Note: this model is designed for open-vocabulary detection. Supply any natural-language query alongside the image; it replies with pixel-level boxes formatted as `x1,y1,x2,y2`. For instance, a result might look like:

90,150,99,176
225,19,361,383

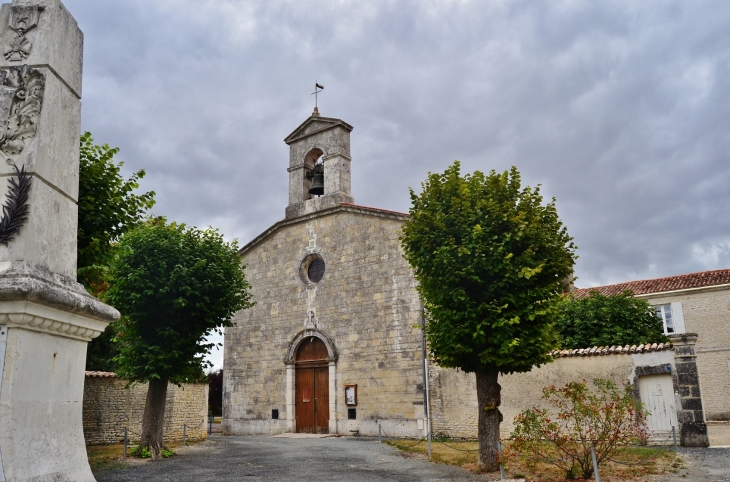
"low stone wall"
429,344,676,440
83,372,208,445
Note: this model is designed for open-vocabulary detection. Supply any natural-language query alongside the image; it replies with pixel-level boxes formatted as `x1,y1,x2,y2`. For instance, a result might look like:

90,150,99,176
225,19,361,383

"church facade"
222,111,428,437
222,111,723,446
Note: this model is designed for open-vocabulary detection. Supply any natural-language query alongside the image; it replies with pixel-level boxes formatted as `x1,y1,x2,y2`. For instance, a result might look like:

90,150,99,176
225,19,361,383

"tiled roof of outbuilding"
85,371,117,378
572,268,730,298
550,342,673,358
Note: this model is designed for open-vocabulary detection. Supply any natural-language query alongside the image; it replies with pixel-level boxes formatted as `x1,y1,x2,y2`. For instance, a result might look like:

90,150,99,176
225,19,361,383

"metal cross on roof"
311,82,324,108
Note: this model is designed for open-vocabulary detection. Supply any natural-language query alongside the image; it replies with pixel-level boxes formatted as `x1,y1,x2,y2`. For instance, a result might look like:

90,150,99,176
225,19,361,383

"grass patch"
87,438,206,475
87,444,127,475
385,438,683,481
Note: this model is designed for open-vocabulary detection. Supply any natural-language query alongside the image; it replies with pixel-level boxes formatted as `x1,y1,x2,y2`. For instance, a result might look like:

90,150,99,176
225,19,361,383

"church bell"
309,164,324,196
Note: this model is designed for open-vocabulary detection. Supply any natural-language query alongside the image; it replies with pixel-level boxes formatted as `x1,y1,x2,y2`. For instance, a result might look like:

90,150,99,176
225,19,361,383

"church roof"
339,203,407,217
572,268,730,298
239,203,408,256
284,115,354,144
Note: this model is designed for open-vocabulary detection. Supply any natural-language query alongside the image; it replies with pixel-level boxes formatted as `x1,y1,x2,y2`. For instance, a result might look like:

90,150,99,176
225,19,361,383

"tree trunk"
140,377,169,459
475,369,501,472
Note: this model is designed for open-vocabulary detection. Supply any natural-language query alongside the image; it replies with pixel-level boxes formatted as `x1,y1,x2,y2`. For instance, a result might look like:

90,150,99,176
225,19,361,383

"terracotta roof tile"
85,371,117,378
572,268,730,298
550,342,673,358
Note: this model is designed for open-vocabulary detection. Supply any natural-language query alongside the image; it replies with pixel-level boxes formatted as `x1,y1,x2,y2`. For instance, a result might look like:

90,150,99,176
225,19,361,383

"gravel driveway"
96,435,730,482
95,435,483,482
649,446,730,482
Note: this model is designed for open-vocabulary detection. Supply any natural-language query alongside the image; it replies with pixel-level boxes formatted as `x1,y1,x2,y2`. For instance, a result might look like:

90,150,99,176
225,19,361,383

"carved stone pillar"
670,333,710,447
0,1,119,481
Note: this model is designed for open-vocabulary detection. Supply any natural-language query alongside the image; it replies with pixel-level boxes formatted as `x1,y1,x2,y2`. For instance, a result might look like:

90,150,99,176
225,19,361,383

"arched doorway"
295,336,329,433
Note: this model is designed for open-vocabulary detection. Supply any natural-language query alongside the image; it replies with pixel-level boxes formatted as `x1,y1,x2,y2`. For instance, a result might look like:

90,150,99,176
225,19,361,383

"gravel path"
95,435,484,481
95,435,730,482
648,447,730,482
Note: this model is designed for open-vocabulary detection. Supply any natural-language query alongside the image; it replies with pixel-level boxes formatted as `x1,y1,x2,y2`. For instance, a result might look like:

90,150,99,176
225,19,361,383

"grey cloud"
64,0,730,289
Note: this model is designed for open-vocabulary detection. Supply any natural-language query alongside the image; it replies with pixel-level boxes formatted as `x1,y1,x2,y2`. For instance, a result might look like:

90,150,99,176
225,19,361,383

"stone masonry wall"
224,207,424,437
429,354,636,439
83,374,208,445
641,288,730,422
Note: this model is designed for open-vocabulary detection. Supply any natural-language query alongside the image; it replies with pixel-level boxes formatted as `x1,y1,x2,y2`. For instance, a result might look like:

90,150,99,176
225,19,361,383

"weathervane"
311,82,323,115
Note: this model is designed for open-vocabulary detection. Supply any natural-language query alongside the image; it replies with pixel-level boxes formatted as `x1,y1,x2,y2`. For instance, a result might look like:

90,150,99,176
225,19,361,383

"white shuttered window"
655,303,685,335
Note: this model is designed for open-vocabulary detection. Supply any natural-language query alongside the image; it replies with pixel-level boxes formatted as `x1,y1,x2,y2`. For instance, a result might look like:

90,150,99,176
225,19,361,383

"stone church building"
223,110,723,445
222,110,428,437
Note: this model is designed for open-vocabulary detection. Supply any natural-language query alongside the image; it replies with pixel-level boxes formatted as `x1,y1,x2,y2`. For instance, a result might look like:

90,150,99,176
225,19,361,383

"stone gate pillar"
0,1,119,481
670,333,710,447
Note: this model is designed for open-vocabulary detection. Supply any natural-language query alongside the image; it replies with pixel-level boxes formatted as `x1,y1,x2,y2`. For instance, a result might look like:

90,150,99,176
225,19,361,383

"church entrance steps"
270,432,337,439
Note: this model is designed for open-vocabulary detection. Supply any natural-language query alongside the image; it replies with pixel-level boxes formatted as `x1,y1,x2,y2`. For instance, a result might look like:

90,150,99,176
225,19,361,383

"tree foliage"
555,290,670,349
510,379,648,480
78,131,155,293
400,162,576,471
207,369,223,417
104,219,253,457
400,162,576,373
106,219,252,383
79,132,155,372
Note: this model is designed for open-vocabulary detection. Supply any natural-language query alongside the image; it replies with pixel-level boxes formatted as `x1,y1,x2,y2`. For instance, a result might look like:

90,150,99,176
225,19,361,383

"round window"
299,253,326,284
307,258,325,283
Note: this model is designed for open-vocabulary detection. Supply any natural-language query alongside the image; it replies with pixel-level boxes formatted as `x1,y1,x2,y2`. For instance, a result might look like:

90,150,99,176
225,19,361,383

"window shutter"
670,302,686,334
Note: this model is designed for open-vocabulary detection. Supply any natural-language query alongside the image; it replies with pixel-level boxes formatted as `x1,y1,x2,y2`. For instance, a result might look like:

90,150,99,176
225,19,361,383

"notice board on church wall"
345,384,357,406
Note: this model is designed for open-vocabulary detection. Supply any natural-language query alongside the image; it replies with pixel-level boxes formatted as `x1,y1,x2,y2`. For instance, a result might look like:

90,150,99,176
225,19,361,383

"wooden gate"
295,337,329,433
639,374,678,443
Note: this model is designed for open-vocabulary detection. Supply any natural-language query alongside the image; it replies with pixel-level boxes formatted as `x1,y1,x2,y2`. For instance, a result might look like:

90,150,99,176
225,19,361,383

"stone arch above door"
284,329,338,364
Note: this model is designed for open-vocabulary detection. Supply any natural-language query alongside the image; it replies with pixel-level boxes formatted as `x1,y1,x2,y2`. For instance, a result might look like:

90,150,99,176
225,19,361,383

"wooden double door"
295,337,330,433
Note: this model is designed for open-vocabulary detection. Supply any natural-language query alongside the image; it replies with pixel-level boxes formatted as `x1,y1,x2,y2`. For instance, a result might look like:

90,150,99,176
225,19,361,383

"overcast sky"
63,0,730,369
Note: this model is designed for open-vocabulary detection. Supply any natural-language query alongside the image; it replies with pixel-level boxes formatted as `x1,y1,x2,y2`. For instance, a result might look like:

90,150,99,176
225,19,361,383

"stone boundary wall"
429,344,675,440
83,372,208,445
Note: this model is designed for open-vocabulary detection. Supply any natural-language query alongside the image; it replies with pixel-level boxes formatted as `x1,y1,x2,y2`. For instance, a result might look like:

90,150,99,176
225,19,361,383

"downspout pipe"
420,300,431,437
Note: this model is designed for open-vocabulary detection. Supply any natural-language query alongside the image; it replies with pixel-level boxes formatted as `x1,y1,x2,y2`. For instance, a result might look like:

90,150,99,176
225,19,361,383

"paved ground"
648,446,730,482
96,435,484,482
96,435,730,482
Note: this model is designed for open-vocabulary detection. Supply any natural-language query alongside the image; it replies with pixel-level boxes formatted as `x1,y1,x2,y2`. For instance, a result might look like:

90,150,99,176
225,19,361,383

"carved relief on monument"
3,5,42,61
0,64,44,157
0,64,44,245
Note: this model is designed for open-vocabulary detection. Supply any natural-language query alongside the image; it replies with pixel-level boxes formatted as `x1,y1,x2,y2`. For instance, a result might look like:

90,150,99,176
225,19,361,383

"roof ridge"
550,342,672,357
85,371,117,377
572,268,730,298
339,203,408,216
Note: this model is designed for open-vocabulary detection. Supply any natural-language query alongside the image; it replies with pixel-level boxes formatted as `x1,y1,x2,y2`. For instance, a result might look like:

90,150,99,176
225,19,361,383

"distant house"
573,269,730,444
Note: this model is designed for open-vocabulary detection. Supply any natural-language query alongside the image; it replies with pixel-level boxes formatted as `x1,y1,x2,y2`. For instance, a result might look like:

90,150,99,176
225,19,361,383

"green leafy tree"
78,131,156,291
104,219,253,458
78,132,155,372
556,290,669,349
400,162,576,471
207,369,224,417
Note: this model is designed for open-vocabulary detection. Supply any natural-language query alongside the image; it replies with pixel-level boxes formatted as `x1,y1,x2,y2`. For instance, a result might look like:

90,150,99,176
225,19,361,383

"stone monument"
0,1,119,480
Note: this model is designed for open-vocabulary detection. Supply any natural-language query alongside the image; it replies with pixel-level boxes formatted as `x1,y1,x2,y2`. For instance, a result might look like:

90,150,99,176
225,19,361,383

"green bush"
555,290,669,349
131,445,174,459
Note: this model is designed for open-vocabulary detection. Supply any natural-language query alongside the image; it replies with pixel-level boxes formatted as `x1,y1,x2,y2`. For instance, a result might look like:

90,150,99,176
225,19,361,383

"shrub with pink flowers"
509,378,648,480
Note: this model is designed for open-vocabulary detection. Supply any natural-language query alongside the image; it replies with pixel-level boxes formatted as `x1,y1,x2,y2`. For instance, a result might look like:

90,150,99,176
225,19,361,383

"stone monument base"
0,263,117,482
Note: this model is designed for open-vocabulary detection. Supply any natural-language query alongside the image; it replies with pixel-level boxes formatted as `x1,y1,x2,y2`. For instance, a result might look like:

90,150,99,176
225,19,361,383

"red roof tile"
85,371,117,378
551,342,673,357
572,268,730,299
